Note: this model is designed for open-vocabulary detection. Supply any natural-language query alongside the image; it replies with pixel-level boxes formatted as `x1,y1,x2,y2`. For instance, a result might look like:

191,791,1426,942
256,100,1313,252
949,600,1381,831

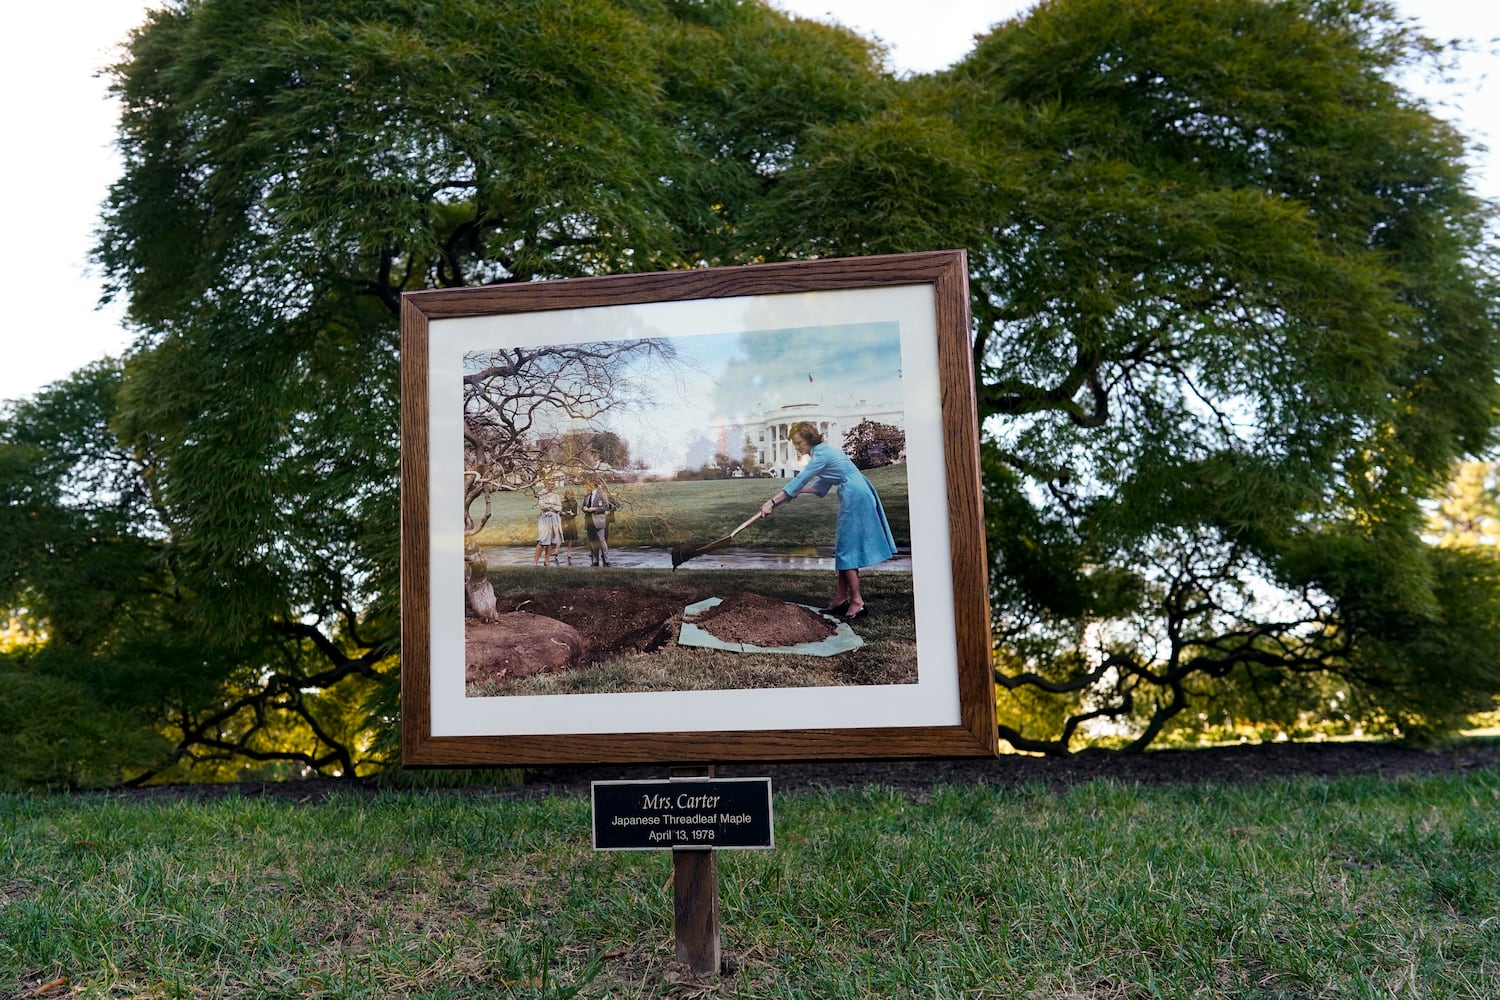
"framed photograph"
401,251,995,765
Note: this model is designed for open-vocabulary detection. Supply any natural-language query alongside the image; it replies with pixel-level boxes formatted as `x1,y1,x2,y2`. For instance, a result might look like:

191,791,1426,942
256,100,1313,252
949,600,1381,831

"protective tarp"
676,597,865,656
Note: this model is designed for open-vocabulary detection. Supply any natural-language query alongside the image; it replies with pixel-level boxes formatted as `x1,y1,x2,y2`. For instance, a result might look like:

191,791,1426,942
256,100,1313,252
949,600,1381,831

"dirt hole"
465,586,836,686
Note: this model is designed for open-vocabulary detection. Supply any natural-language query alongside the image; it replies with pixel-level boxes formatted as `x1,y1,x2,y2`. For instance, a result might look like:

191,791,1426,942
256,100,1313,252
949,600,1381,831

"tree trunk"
465,543,499,622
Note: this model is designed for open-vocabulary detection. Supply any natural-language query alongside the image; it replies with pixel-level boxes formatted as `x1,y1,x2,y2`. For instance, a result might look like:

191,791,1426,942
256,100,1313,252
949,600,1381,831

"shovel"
671,511,766,569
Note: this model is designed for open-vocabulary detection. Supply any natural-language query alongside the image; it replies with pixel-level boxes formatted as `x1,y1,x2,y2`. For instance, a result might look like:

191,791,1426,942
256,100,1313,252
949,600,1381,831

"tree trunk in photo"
465,542,499,622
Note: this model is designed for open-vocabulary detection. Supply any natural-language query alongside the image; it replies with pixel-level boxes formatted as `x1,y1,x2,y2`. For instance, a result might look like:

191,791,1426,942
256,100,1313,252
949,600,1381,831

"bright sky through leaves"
0,0,1493,404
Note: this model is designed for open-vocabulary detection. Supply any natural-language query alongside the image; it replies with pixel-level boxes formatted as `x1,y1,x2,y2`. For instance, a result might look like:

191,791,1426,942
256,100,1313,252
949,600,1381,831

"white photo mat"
426,284,959,737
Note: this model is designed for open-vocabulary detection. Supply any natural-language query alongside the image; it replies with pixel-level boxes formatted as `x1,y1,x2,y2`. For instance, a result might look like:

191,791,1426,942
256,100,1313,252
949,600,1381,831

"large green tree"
8,0,886,784
0,367,181,788
972,0,1500,749
2,0,1496,785
777,0,1500,750
0,365,385,787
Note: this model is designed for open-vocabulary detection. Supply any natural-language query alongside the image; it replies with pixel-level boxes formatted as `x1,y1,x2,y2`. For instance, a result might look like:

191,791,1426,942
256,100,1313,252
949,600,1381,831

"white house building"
752,396,906,478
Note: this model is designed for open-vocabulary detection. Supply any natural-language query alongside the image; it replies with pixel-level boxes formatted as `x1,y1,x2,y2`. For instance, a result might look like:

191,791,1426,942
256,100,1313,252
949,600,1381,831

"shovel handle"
728,510,766,537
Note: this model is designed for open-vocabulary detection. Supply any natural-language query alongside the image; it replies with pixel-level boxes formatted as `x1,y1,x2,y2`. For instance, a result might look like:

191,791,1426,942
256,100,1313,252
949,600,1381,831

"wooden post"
671,766,720,975
673,846,720,974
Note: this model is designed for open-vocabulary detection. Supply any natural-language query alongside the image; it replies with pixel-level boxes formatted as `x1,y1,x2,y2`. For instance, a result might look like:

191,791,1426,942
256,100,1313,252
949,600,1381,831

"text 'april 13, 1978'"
591,778,774,851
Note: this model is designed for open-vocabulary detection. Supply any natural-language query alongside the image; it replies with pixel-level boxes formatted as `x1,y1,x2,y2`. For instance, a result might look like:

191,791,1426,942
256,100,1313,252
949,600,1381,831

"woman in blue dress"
758,421,898,621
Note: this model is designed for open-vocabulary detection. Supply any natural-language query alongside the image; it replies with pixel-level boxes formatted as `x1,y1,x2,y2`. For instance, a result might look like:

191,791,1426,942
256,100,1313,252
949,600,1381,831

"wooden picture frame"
401,250,995,765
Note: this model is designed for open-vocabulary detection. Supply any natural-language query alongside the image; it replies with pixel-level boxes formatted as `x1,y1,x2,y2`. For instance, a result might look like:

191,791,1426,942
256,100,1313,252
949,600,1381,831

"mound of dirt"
466,612,586,685
466,587,842,688
691,592,837,647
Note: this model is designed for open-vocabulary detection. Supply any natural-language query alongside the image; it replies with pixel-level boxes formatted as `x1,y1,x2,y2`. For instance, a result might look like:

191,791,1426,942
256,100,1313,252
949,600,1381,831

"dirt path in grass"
99,740,1500,804
521,740,1500,796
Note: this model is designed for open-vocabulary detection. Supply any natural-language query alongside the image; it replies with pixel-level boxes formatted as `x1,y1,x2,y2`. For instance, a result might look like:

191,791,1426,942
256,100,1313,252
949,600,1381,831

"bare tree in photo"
461,340,674,617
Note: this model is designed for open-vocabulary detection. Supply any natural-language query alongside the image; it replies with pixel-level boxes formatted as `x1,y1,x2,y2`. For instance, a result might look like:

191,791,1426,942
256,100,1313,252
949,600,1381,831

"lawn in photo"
460,322,916,698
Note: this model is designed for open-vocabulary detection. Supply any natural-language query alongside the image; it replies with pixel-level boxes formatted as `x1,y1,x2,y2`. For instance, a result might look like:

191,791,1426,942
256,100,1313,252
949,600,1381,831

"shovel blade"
670,510,764,570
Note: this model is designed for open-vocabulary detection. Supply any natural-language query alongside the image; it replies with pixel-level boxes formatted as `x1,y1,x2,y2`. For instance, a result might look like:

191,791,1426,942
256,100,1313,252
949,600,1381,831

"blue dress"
782,443,899,571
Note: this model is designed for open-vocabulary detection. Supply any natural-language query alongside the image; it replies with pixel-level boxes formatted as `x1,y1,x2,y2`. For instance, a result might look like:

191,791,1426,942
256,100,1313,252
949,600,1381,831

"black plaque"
592,777,774,851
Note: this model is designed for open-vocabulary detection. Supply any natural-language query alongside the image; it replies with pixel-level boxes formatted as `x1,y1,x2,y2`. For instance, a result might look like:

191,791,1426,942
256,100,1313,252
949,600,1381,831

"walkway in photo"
483,545,913,572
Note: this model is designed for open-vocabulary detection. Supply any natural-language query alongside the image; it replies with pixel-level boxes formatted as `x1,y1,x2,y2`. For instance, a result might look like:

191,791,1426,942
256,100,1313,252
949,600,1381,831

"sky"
1,0,1496,405
669,321,905,471
463,322,906,473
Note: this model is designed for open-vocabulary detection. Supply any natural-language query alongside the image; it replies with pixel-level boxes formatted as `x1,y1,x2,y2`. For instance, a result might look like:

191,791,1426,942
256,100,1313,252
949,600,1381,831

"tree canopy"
2,0,1497,785
959,0,1500,749
842,419,907,470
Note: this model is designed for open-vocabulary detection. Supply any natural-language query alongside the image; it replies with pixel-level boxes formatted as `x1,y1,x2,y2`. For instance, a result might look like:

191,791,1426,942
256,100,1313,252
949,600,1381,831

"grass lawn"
470,465,912,551
5,767,1500,998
